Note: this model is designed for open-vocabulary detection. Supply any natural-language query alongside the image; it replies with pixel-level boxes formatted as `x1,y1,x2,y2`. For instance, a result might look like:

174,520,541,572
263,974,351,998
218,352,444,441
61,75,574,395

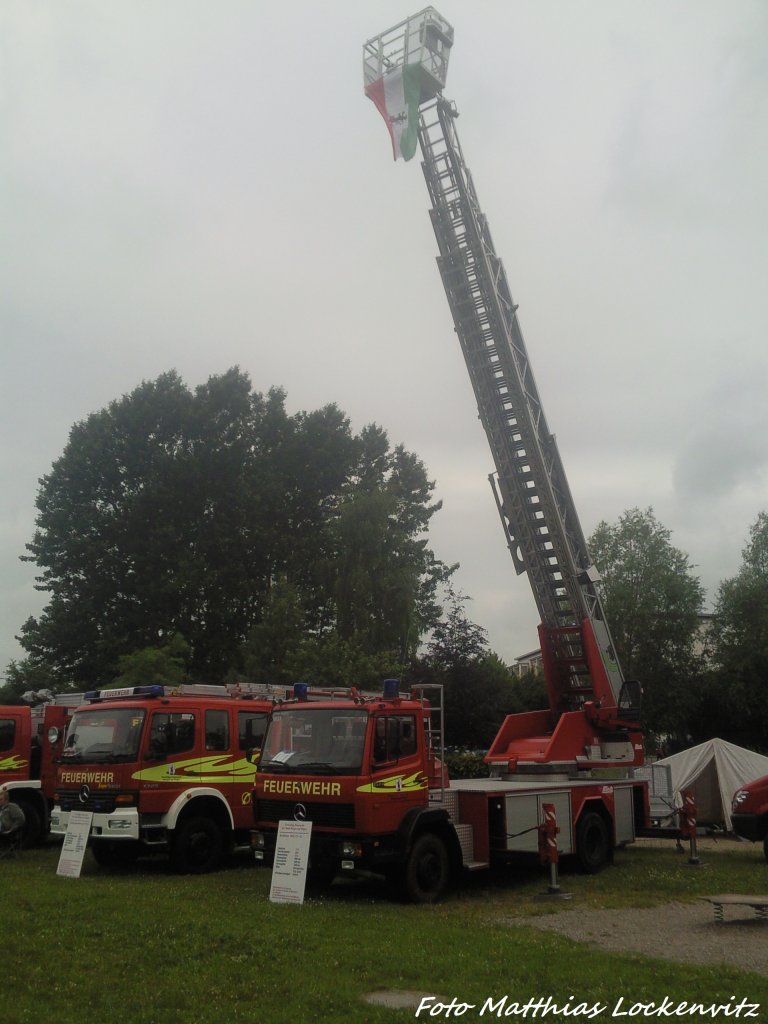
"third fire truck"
0,693,81,844
250,8,649,901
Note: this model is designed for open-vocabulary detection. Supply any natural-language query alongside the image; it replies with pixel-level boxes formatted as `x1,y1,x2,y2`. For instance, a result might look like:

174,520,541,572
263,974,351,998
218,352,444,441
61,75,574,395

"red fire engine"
0,694,81,844
250,9,650,901
252,680,647,901
51,683,277,872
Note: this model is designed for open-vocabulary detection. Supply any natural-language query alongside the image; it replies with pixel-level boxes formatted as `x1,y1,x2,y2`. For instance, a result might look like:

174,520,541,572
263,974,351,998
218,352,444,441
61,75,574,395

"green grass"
5,840,768,1024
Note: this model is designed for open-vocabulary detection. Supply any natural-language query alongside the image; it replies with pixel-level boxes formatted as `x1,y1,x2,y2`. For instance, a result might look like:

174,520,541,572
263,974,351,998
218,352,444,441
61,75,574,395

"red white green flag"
365,64,422,162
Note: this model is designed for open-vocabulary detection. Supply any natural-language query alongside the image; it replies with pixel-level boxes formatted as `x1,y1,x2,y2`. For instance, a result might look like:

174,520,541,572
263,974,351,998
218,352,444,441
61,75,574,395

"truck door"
0,710,30,783
138,708,200,812
364,713,427,831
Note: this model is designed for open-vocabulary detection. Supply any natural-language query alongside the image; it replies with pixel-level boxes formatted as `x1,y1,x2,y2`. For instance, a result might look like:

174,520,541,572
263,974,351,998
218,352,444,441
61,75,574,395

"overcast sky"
1,1,767,679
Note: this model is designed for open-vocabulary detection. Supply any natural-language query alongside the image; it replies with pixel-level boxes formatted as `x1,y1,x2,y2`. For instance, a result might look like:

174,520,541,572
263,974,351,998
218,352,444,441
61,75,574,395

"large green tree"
15,369,448,687
692,512,768,750
415,588,520,749
589,507,705,746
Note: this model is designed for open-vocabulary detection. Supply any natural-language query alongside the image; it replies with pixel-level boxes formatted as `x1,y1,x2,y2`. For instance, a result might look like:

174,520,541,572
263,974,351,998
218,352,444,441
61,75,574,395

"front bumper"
250,828,402,874
731,813,765,843
50,806,140,841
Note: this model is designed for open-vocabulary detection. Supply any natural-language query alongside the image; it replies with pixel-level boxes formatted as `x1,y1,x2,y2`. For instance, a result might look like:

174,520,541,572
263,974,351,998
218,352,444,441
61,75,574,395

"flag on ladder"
365,64,422,162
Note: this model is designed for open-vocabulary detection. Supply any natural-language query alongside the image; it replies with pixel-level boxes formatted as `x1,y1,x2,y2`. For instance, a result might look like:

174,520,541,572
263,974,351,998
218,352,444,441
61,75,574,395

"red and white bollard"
539,802,561,893
679,789,701,865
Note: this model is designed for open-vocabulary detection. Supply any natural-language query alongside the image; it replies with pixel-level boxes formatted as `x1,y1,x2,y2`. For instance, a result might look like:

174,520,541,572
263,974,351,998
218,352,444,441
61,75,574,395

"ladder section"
417,98,624,706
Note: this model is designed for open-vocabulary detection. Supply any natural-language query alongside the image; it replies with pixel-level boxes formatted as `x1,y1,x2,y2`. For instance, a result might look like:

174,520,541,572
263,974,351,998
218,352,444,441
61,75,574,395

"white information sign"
56,811,93,878
269,819,312,904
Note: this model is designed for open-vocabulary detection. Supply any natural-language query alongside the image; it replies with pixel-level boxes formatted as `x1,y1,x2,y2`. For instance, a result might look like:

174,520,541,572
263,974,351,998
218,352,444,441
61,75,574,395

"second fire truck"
52,683,277,871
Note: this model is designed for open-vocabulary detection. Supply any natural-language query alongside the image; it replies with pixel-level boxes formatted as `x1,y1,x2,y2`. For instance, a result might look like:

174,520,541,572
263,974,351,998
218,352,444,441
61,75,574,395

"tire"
171,816,225,874
575,810,611,873
404,832,450,903
14,799,44,848
91,840,140,868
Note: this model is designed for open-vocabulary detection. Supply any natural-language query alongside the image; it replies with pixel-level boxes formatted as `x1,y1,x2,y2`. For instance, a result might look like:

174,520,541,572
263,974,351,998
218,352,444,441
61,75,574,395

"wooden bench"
700,894,768,923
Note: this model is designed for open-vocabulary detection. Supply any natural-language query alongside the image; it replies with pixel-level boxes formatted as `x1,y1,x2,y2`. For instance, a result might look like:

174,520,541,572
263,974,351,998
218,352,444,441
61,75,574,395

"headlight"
47,726,61,743
732,790,748,810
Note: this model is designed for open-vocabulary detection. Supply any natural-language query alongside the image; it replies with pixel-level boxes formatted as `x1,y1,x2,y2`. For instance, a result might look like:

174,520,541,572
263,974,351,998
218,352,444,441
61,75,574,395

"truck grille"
257,799,355,829
59,793,118,814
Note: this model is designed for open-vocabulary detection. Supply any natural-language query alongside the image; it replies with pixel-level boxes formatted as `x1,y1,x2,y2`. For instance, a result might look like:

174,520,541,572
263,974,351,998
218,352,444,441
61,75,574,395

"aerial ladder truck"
251,8,648,902
363,7,644,778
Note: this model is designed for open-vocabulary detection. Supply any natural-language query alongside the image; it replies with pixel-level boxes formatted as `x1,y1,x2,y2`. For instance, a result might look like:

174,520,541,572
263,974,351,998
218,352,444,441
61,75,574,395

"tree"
15,369,449,688
589,507,705,746
695,512,768,750
110,634,191,690
416,588,515,749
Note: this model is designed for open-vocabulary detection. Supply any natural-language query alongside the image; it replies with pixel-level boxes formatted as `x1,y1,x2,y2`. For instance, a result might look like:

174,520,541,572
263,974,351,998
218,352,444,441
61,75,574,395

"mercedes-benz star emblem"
293,803,307,821
78,784,91,804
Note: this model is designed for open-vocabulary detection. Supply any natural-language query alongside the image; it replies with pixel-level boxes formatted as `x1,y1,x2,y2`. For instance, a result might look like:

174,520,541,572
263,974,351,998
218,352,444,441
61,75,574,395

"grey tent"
655,738,768,830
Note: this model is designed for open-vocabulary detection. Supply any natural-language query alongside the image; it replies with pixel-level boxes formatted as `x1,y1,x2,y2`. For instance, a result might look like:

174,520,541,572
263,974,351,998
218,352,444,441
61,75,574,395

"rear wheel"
575,811,611,873
404,833,450,903
171,816,225,874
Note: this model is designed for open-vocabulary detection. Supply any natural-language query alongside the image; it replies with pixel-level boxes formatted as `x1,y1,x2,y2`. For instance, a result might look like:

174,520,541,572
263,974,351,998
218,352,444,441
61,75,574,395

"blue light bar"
293,682,309,701
382,678,400,699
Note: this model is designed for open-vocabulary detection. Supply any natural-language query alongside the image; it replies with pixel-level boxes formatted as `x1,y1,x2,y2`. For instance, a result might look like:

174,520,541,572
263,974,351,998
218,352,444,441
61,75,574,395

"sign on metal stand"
269,819,312,904
56,810,93,878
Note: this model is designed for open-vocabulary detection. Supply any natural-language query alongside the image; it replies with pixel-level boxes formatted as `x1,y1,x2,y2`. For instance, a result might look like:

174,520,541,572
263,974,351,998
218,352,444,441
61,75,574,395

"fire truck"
250,8,649,901
50,683,277,872
0,693,81,845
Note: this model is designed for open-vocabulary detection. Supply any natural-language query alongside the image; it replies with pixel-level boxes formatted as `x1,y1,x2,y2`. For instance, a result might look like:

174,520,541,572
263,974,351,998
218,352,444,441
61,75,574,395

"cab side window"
373,715,417,762
149,713,196,756
238,712,267,752
205,709,229,751
0,718,15,753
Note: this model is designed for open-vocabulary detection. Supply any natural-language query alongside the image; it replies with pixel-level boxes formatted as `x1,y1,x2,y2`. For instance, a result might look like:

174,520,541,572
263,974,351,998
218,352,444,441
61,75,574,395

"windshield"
260,707,368,775
62,708,146,763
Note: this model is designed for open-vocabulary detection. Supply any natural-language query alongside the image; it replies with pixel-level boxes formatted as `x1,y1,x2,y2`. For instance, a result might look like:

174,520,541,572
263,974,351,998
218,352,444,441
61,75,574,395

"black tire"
575,810,611,873
91,840,140,868
171,816,225,874
14,799,44,847
404,832,450,903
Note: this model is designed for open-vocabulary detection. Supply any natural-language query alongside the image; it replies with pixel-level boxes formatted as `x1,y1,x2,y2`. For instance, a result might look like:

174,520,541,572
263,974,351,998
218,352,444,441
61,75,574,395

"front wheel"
171,817,225,874
575,811,611,873
404,833,450,903
14,799,44,847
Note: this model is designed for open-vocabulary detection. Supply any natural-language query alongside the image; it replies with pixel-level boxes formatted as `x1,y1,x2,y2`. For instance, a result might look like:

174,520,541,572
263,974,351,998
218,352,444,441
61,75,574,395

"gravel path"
515,901,768,974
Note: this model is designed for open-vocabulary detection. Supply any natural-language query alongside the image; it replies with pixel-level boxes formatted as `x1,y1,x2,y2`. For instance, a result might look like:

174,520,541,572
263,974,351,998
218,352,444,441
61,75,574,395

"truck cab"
732,775,768,860
252,682,459,901
0,701,74,843
51,684,276,872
